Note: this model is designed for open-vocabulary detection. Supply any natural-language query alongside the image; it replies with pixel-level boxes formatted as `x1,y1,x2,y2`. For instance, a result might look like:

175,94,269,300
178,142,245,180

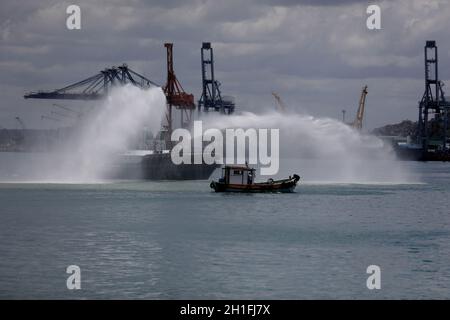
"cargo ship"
394,142,450,161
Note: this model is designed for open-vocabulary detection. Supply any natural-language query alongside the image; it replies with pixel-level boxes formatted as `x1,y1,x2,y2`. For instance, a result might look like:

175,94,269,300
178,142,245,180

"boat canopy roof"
223,165,255,171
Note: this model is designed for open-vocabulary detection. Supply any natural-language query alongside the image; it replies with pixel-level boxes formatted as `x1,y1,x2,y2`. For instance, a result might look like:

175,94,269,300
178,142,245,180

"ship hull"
113,152,218,180
141,153,218,180
394,145,450,161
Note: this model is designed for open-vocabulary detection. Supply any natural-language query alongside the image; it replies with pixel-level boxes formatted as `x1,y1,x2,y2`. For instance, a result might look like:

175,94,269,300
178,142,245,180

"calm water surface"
0,157,449,299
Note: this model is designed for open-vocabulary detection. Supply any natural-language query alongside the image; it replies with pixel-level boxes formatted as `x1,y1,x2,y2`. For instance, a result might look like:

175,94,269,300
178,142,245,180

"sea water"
0,158,449,299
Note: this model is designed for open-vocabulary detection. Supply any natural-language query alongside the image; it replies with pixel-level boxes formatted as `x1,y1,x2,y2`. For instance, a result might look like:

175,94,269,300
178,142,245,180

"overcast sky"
1,0,450,130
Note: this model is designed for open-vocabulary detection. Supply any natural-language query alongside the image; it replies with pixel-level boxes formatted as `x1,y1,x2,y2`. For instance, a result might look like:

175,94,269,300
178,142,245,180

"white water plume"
201,111,416,184
32,85,166,182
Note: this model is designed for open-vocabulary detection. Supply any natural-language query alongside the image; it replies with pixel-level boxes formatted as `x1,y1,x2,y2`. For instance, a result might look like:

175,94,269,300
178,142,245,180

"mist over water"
201,111,417,184
7,85,166,182
0,88,417,184
62,85,166,181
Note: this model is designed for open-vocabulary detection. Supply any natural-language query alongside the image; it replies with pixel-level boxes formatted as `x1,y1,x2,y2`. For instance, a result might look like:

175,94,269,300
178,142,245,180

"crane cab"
220,165,255,185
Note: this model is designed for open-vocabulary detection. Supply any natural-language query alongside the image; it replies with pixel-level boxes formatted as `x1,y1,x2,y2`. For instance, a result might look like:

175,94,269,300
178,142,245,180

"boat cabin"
220,165,255,185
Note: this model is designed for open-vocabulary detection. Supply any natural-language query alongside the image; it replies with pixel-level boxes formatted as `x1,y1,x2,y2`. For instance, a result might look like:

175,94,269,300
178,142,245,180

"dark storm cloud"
1,0,450,129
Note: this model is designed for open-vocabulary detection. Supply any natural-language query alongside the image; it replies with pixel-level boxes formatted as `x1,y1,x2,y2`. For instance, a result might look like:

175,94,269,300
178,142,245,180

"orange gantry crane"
163,43,195,136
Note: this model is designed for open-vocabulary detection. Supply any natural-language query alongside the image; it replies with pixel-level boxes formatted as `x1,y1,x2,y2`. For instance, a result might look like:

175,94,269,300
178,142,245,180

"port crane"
198,42,235,114
163,43,195,135
350,85,368,130
24,46,195,146
24,64,159,100
418,41,450,153
271,92,287,112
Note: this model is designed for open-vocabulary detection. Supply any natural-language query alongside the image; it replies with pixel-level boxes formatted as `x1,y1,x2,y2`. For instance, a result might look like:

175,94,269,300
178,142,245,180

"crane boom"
351,85,368,130
24,64,159,100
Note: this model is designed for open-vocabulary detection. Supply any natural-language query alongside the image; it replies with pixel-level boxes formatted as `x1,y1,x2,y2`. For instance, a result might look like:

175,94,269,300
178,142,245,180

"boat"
210,165,300,193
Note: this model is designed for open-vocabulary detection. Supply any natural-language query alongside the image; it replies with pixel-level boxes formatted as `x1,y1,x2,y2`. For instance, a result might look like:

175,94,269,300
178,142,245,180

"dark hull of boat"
210,176,300,193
